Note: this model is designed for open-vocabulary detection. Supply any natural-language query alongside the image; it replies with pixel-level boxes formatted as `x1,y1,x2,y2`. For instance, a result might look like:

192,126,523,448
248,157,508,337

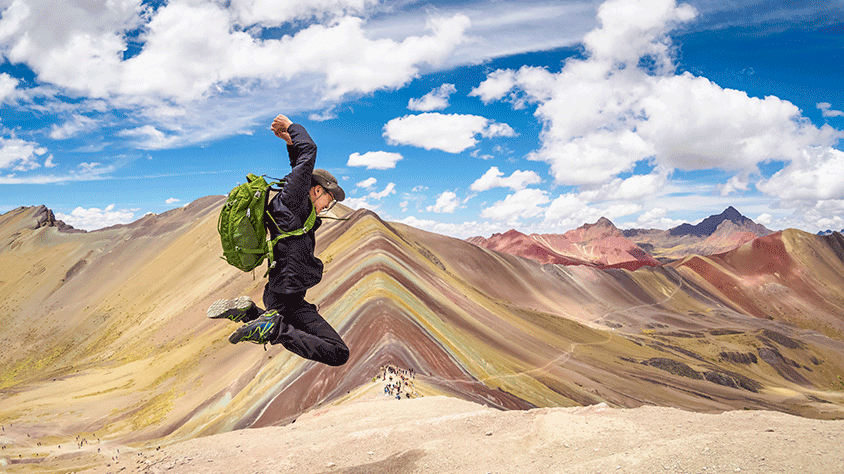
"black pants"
262,288,349,367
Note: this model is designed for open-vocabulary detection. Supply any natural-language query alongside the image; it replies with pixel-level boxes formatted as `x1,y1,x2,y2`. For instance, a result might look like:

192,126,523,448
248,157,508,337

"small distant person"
207,114,349,367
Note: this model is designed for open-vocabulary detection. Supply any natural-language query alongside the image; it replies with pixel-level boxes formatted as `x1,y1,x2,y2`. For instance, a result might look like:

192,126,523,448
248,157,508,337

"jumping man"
207,114,349,366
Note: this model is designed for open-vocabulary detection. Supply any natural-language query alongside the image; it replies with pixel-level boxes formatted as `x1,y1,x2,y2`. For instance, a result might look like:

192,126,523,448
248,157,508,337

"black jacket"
265,124,323,294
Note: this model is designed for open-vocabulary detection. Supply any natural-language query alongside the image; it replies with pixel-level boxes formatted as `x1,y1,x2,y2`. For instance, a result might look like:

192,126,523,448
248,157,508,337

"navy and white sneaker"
207,296,258,323
229,310,280,347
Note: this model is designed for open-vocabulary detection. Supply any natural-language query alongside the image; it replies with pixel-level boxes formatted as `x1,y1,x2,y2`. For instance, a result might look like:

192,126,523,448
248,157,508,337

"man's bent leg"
264,291,349,366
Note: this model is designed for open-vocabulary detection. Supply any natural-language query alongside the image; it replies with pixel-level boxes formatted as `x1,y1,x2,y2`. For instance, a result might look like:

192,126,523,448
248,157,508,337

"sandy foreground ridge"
54,388,844,474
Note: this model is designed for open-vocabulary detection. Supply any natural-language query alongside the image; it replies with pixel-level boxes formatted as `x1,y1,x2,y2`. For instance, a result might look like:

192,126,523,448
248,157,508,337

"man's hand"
271,114,294,145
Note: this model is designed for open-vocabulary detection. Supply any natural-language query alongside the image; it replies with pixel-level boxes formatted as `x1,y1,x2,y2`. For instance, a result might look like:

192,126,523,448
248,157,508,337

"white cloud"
544,193,587,223
396,215,509,240
356,177,377,189
756,147,844,202
481,188,549,222
817,102,844,118
575,169,669,202
308,107,338,121
229,0,379,27
719,172,750,196
343,182,396,210
49,114,100,140
0,73,19,101
470,69,519,105
383,112,516,153
408,83,456,111
55,204,135,231
470,0,843,187
165,197,181,204
0,1,471,149
426,191,459,213
371,182,396,199
347,151,403,170
124,8,470,102
470,166,541,192
755,213,773,226
582,0,696,67
0,137,47,171
541,189,643,230
634,207,687,229
118,125,186,150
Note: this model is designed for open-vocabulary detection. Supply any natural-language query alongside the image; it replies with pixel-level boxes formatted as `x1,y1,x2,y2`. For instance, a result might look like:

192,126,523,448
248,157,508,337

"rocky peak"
33,205,85,233
594,217,615,228
670,207,756,238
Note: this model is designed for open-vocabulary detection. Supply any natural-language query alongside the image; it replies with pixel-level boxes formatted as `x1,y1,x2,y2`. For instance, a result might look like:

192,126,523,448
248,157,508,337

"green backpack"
218,173,316,274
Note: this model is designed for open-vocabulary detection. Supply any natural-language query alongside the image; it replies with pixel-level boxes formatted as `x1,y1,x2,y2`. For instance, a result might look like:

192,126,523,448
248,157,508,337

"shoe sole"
208,296,254,322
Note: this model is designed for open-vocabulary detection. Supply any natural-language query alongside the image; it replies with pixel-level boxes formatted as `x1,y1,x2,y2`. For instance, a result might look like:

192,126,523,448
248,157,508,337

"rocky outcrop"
32,205,85,233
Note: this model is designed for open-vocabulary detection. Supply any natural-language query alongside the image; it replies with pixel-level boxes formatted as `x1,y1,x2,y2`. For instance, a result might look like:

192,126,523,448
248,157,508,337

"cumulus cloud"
426,191,459,213
756,147,844,201
481,188,549,222
719,172,750,196
634,206,687,229
470,166,541,192
470,0,842,187
1,1,469,102
229,0,379,27
408,83,456,111
0,73,19,101
49,114,100,140
0,1,471,149
55,204,135,231
383,112,516,153
755,213,773,226
397,215,508,240
347,151,403,170
165,197,181,204
356,177,377,189
817,102,844,118
118,125,179,150
0,137,48,171
343,182,396,210
541,191,641,229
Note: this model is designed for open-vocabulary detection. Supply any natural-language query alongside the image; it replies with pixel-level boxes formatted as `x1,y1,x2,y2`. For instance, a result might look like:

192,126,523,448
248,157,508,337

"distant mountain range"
469,207,775,267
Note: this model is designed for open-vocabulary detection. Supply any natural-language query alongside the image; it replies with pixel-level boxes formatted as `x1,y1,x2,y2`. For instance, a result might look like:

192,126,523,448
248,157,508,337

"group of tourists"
377,364,417,400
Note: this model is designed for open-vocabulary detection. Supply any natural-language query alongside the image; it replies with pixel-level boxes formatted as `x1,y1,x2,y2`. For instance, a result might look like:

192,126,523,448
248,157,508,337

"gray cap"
312,169,345,202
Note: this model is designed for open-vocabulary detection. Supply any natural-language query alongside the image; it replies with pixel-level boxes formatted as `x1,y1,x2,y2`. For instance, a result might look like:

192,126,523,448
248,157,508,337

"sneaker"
229,310,279,346
207,296,257,322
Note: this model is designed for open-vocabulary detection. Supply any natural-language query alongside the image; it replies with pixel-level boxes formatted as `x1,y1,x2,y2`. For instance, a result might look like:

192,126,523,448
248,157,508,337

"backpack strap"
264,202,317,277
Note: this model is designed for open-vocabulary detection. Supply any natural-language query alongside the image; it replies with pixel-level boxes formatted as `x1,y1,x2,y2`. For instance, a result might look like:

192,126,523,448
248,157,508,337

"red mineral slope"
673,229,844,336
469,218,659,270
467,228,589,265
538,217,661,269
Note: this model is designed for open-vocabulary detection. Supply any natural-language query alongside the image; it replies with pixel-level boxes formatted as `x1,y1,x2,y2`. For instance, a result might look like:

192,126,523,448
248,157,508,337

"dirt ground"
39,388,840,474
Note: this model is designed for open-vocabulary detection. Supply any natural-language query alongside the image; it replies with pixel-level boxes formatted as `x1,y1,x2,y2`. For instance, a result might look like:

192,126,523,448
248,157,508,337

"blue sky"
1,0,842,237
